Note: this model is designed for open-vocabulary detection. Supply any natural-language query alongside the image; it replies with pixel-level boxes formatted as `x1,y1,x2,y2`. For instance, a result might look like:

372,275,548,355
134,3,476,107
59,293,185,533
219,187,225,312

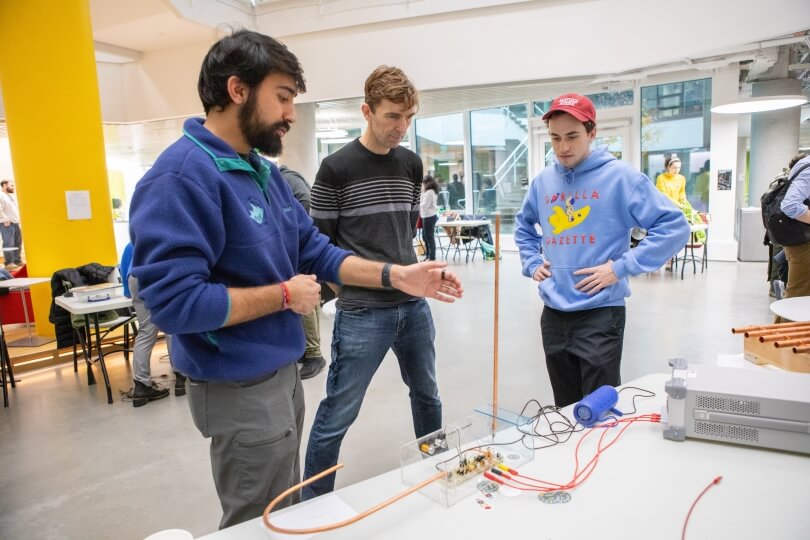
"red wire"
504,414,661,493
681,476,723,540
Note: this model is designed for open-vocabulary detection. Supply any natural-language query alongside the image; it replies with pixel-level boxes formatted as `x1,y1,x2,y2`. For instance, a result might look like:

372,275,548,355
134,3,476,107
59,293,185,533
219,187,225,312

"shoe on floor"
773,280,786,300
132,380,170,407
299,356,326,380
174,372,187,397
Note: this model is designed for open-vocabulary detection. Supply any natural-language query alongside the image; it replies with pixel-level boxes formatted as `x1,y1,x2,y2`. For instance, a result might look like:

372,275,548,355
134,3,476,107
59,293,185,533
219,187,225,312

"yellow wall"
0,0,117,337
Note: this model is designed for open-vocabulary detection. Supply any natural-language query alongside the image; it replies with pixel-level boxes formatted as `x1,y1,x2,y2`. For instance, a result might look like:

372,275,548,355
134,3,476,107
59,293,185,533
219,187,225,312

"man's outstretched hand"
393,261,463,302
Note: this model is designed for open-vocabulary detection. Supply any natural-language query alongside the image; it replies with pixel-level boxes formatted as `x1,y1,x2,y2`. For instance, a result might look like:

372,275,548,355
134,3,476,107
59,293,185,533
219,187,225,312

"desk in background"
199,373,810,539
436,219,491,263
55,291,133,404
0,277,54,346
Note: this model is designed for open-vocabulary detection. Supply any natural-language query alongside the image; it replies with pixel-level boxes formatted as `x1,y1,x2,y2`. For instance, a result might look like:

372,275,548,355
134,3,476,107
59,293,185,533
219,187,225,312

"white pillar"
708,66,740,261
281,102,318,184
748,78,802,206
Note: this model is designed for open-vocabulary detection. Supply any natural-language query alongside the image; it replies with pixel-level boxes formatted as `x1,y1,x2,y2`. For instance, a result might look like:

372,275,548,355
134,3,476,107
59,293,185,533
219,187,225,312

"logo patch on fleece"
248,200,265,224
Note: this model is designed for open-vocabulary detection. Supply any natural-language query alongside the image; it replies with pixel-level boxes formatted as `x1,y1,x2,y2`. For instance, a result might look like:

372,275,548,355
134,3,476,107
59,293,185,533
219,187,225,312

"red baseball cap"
542,93,597,123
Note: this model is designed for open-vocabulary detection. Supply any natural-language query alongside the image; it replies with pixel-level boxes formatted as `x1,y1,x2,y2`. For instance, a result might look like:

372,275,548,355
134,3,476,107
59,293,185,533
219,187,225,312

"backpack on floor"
761,163,810,246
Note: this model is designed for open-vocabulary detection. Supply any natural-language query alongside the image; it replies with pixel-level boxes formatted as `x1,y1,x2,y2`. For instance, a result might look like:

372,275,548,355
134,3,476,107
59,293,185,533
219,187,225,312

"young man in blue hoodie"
128,30,462,529
515,94,689,408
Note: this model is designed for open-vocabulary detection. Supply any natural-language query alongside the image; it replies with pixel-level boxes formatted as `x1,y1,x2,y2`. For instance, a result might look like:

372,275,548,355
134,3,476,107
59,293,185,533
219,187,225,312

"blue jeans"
302,299,441,499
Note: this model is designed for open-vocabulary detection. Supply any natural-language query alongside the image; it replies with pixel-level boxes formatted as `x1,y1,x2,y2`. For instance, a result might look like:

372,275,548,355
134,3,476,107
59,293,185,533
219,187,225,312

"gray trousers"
1,222,22,265
129,275,173,385
187,362,305,529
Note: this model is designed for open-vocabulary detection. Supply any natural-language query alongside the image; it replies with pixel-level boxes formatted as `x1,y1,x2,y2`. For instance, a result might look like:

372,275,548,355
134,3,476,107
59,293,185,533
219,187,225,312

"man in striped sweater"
304,66,441,498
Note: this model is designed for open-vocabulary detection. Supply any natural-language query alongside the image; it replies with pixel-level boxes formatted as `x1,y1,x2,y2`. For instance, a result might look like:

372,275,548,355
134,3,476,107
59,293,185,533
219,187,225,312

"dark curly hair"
198,29,306,114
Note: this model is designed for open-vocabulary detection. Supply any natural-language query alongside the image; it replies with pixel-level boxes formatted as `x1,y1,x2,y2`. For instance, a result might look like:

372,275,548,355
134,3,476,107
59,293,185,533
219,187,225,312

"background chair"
675,212,710,279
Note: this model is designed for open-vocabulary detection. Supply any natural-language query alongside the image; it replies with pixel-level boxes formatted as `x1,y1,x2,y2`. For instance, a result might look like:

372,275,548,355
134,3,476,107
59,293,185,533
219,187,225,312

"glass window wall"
470,104,528,232
414,113,464,210
641,78,712,212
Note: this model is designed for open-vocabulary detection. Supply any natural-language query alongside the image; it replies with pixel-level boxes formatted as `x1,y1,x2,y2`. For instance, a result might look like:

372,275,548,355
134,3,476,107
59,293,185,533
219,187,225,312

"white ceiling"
90,0,216,53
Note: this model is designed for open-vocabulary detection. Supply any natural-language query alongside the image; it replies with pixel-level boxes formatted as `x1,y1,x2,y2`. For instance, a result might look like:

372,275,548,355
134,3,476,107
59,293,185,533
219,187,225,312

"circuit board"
441,448,502,487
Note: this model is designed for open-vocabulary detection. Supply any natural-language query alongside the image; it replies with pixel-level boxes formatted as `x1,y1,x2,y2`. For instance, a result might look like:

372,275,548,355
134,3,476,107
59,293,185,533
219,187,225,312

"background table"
55,291,133,404
436,219,492,263
770,296,810,322
198,373,810,540
0,277,54,346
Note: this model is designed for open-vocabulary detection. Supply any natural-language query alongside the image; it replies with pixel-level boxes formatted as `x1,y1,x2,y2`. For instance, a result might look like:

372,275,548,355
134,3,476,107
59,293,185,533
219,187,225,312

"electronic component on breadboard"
443,449,502,487
419,435,449,456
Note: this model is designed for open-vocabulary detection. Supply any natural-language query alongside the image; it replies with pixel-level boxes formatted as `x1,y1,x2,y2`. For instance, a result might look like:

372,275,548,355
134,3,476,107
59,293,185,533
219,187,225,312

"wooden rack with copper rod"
262,464,446,535
732,321,810,337
774,337,810,348
760,330,810,343
733,322,810,372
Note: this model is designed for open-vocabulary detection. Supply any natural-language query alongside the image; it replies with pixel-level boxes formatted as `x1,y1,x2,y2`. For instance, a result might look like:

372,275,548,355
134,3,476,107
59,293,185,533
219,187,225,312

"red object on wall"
0,265,34,325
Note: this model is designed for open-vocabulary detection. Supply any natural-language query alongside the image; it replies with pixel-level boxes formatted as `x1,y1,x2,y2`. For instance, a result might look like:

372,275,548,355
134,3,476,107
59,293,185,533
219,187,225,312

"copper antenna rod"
492,214,501,434
262,464,446,535
760,330,810,343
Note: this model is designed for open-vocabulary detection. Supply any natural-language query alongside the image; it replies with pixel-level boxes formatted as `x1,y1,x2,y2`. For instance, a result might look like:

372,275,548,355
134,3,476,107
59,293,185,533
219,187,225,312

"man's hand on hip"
533,260,552,282
574,260,618,295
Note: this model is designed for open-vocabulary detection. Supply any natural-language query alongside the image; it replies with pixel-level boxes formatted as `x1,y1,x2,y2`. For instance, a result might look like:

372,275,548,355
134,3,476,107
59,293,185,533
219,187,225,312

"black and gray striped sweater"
310,138,423,309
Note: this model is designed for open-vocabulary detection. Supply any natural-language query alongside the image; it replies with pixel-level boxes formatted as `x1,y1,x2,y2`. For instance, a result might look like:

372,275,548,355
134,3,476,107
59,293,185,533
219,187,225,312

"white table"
770,296,810,322
197,373,810,540
56,290,134,404
436,219,492,263
0,277,54,346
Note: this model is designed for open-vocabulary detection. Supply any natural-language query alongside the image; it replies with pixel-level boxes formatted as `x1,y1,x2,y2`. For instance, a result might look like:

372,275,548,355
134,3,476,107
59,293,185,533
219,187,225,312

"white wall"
119,40,210,121
97,63,127,122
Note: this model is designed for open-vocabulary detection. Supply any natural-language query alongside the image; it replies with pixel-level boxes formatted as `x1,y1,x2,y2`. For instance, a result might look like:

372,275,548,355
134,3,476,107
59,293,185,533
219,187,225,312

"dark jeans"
422,215,438,260
303,299,441,499
540,305,625,407
1,222,21,265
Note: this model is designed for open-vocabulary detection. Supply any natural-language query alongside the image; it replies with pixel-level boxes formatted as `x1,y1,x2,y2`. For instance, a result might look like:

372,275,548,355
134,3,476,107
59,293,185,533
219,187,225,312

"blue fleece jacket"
129,118,352,382
515,146,689,312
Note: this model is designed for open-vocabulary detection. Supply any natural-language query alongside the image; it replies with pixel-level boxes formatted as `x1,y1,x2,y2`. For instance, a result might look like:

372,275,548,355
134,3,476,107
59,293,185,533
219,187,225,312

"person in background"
120,243,185,406
448,173,465,210
515,93,689,407
306,65,449,499
656,154,686,206
420,175,439,261
0,180,23,269
129,32,461,528
279,165,327,380
694,160,710,212
656,154,705,244
778,153,810,305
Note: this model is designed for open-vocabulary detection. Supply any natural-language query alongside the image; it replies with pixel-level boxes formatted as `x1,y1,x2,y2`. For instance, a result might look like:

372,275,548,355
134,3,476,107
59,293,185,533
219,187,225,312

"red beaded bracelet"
279,282,291,310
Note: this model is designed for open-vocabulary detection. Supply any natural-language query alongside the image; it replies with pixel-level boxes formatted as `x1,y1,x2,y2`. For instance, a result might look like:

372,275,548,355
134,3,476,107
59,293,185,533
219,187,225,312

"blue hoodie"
129,118,352,382
515,146,689,312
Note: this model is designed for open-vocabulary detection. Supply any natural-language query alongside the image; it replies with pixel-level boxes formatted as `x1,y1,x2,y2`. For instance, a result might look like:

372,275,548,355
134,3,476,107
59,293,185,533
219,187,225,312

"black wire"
432,388,657,472
617,386,656,415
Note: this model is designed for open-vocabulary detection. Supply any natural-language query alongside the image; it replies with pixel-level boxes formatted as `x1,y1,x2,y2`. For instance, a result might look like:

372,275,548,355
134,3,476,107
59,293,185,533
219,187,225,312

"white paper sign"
66,191,92,220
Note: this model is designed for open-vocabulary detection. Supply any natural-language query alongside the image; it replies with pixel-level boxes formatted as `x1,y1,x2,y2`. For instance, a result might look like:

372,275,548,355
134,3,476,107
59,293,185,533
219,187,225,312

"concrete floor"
0,254,772,539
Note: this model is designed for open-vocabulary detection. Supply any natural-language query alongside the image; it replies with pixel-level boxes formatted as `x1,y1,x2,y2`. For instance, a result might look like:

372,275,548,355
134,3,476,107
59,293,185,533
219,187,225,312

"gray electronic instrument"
663,358,810,454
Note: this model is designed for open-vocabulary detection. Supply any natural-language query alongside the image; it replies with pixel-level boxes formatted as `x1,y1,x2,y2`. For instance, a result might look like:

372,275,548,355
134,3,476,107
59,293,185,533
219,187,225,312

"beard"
238,92,289,157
